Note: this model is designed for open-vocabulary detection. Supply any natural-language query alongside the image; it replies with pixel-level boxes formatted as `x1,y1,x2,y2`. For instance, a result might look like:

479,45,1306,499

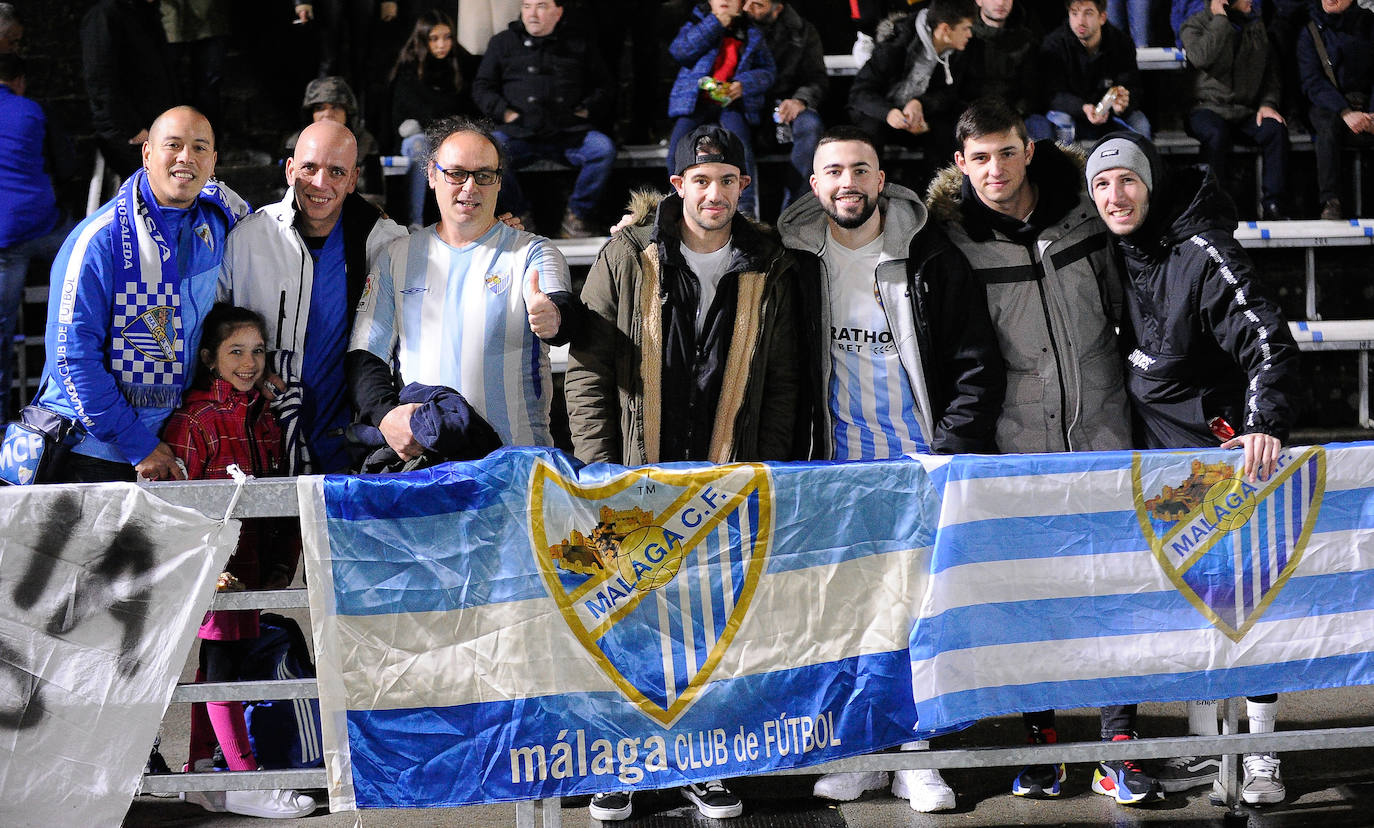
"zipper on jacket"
275,291,287,352
1035,277,1071,448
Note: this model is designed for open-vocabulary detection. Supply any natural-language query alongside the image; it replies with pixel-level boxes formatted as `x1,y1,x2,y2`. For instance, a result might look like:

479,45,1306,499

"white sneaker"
1241,753,1285,804
180,789,226,813
892,768,956,812
223,788,317,819
812,770,891,801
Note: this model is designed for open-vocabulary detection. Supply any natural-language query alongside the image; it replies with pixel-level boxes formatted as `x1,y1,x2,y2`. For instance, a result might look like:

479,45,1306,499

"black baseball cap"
672,125,747,177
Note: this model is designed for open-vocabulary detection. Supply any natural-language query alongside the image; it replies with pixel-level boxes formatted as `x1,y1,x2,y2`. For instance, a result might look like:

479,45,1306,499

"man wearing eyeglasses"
221,118,406,474
349,116,582,456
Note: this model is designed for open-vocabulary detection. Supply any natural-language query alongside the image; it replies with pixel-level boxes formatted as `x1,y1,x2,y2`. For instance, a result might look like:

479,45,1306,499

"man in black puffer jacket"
1085,131,1300,474
1087,132,1303,807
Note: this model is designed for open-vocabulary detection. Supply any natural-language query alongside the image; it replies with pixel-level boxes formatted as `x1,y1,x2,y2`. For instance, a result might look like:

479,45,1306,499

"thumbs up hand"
527,268,562,339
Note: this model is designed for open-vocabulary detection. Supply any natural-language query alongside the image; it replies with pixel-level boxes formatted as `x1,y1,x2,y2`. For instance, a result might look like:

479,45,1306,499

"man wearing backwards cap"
1086,130,1301,805
565,122,801,823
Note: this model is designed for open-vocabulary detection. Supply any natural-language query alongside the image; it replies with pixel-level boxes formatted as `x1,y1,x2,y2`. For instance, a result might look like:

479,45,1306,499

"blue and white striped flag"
299,448,935,810
910,443,1374,734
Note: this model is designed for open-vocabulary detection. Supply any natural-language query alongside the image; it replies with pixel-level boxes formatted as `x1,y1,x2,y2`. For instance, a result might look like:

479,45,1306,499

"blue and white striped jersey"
350,222,570,448
823,232,928,461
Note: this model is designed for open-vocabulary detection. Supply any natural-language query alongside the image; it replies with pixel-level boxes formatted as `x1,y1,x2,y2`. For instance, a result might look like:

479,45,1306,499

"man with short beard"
565,122,800,823
776,124,1003,812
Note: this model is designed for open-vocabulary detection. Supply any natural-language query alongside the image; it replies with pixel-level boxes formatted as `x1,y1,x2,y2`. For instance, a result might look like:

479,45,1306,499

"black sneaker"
1261,201,1289,221
588,790,632,822
681,779,743,819
1091,734,1164,805
1155,754,1220,792
1012,726,1066,797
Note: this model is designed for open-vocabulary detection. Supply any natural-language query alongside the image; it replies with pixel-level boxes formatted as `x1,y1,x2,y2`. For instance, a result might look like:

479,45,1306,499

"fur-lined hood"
925,139,1089,236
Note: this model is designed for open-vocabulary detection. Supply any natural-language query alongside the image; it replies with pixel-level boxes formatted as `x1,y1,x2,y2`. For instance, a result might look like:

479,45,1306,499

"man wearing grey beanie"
1087,130,1302,806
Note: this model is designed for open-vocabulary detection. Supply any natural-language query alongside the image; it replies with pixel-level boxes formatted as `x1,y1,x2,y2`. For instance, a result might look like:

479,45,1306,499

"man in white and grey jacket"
220,119,405,474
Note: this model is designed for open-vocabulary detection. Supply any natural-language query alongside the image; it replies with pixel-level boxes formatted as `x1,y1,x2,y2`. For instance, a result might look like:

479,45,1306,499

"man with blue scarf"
35,105,249,483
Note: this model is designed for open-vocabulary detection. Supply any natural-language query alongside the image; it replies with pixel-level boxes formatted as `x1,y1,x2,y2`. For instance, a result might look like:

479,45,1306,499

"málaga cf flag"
299,448,935,810
911,443,1374,732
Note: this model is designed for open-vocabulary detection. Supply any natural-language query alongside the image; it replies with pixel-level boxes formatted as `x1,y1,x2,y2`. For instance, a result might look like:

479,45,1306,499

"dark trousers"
53,451,136,484
1187,108,1290,206
1024,705,1138,740
1310,105,1374,204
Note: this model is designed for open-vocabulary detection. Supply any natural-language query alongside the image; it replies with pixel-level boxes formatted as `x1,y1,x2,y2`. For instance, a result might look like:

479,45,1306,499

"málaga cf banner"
299,448,935,810
299,444,1374,810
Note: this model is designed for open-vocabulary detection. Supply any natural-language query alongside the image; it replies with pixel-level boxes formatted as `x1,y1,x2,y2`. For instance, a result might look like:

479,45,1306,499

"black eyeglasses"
433,164,502,186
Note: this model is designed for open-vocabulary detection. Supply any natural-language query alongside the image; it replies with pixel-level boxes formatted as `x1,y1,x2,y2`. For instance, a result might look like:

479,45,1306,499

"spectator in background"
474,0,615,237
221,120,406,475
81,0,179,176
744,0,829,209
668,0,776,219
0,53,75,419
457,0,521,54
390,10,478,229
160,0,231,132
846,0,978,171
1108,0,1152,46
284,76,382,194
33,106,249,484
0,2,23,53
292,0,400,89
965,0,1053,140
1297,0,1374,220
1041,0,1151,142
1179,0,1290,220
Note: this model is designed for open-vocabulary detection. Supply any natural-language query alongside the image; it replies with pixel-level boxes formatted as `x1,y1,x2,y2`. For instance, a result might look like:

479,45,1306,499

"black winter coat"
964,8,1042,116
1040,21,1142,116
1106,133,1301,448
758,4,828,109
472,21,612,139
81,0,177,149
390,53,478,141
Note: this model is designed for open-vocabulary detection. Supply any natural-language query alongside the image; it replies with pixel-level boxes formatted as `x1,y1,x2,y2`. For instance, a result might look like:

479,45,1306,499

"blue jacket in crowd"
668,6,775,125
0,86,60,248
1297,1,1374,115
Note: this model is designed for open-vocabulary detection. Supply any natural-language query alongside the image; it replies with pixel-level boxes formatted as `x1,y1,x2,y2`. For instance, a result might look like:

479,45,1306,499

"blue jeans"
669,110,758,219
0,216,72,417
1108,0,1152,47
401,132,430,227
785,108,824,207
1052,108,1153,142
1024,113,1055,143
494,129,616,218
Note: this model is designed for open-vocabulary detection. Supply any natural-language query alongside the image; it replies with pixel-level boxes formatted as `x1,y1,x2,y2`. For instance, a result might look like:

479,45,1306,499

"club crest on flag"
1132,447,1326,641
121,306,177,362
529,461,772,726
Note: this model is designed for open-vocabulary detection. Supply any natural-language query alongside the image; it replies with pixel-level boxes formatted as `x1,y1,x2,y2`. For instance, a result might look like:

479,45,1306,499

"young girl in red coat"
162,304,316,819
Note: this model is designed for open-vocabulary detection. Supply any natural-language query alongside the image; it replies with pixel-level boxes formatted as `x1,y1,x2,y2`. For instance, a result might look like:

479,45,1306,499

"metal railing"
135,476,1374,825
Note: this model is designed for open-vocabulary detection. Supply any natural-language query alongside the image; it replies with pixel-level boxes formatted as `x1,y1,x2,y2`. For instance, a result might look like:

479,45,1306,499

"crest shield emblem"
1132,447,1326,641
121,305,177,362
530,460,772,726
